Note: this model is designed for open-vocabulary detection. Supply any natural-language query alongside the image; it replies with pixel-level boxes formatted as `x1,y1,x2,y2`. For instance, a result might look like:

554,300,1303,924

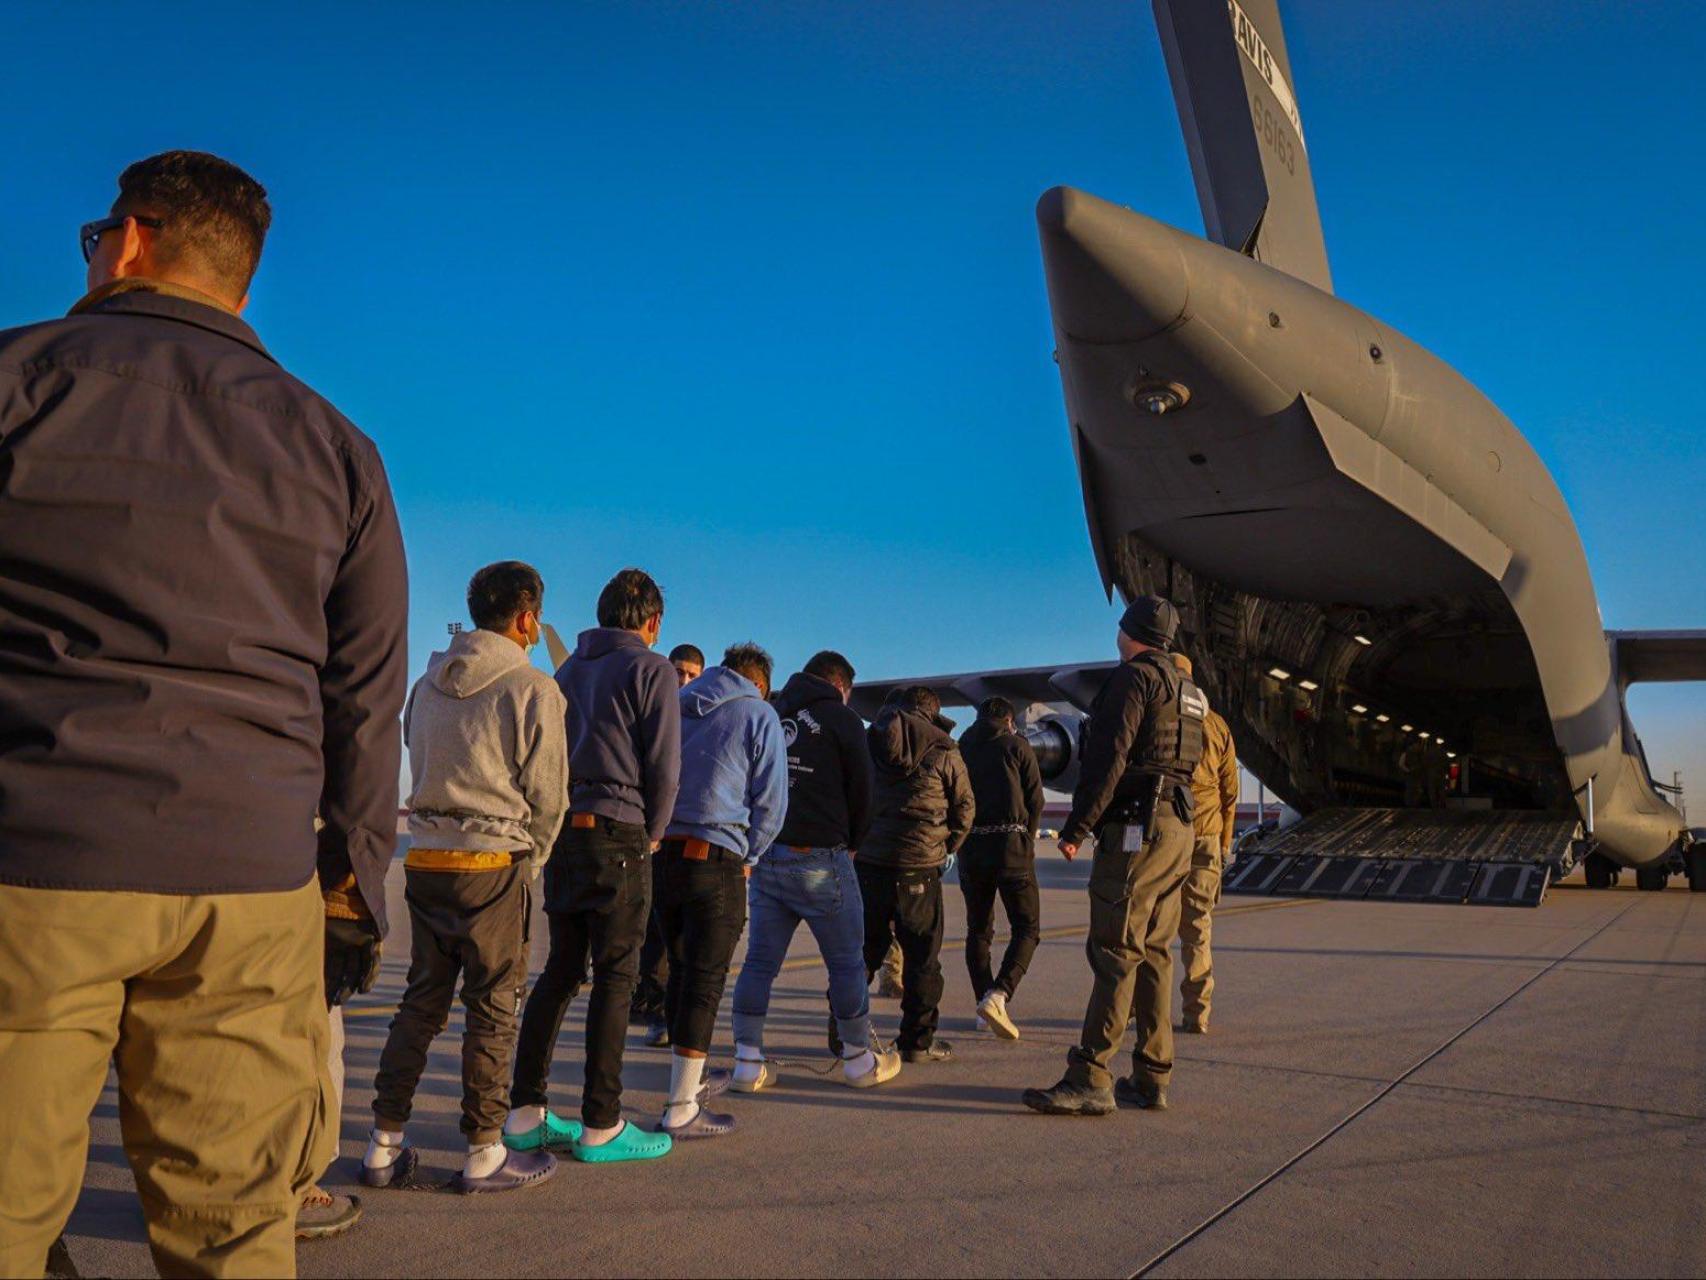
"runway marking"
1128,895,1647,1279
341,896,1319,1020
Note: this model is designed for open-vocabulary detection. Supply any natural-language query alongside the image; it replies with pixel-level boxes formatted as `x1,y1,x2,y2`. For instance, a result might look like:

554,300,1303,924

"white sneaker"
975,1016,989,1033
731,1060,776,1093
978,989,1020,1040
841,1047,902,1088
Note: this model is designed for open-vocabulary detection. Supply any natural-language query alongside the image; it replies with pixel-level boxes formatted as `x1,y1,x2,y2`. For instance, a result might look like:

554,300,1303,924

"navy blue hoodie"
555,628,681,844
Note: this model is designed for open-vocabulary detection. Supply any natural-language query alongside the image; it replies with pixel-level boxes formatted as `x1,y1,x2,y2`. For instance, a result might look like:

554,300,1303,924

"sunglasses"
80,214,163,264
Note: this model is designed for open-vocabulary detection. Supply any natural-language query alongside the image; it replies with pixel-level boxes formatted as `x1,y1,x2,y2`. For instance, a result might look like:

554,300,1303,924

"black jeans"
632,860,669,1021
654,842,749,1055
511,819,650,1129
960,863,1041,1001
856,862,945,1051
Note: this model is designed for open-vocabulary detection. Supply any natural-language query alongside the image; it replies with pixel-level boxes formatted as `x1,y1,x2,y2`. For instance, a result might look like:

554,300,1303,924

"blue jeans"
732,847,870,1053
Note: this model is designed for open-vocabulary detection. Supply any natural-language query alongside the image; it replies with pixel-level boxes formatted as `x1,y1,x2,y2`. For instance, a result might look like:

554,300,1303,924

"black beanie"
1119,596,1178,649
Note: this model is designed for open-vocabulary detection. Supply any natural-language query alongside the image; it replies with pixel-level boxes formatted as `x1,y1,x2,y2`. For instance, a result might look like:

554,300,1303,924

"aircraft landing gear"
1635,865,1670,892
1583,851,1620,889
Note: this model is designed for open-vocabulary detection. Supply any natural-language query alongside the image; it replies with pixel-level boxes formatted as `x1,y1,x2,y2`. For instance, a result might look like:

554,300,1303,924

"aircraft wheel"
1686,847,1706,893
1635,865,1669,892
1583,852,1618,889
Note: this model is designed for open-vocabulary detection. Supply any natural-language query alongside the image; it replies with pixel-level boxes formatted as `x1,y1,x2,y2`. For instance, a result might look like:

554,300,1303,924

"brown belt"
568,813,598,829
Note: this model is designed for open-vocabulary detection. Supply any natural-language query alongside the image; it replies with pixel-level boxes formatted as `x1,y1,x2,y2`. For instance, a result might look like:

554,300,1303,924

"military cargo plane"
853,0,1706,906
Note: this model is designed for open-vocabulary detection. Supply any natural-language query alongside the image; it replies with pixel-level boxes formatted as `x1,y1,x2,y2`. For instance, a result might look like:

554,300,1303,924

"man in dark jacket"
1023,597,1206,1118
505,569,678,1165
0,151,406,1274
857,686,975,1063
730,651,900,1090
956,697,1045,1040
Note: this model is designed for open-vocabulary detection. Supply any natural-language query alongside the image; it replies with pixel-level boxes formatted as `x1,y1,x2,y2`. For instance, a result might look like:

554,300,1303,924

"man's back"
861,704,974,868
0,289,406,897
556,625,680,844
1189,709,1237,846
770,670,872,851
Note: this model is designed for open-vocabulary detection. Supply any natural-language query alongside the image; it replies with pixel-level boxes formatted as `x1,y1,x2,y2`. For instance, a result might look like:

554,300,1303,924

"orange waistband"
404,848,516,873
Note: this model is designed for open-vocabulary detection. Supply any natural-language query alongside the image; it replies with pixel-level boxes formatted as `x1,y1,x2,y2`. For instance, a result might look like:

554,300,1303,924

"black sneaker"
1114,1076,1169,1110
1021,1077,1116,1116
901,1039,954,1064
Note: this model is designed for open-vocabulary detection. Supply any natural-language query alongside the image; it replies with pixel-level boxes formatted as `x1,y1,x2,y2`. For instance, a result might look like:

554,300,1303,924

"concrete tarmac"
58,853,1706,1278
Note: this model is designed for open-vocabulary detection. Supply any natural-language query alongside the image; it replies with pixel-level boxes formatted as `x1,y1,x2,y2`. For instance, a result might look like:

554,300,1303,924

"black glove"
324,916,381,1008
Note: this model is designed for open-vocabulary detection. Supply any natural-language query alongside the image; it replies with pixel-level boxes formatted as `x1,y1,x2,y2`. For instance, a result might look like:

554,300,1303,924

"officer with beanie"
1023,595,1207,1116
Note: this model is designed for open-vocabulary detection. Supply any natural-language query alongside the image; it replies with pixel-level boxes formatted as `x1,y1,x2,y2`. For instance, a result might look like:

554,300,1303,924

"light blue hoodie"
665,666,789,865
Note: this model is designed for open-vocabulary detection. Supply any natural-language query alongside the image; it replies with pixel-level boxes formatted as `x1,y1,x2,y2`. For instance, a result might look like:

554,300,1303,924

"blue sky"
7,1,1702,798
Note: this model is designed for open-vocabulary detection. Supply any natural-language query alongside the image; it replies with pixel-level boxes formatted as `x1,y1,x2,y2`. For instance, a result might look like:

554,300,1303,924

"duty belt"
970,823,1029,836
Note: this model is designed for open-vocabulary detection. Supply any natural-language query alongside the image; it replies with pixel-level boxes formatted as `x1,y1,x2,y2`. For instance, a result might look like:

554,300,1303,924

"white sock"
842,1048,877,1079
504,1105,546,1135
665,1054,706,1125
578,1120,623,1147
363,1128,404,1169
463,1140,507,1179
733,1043,765,1084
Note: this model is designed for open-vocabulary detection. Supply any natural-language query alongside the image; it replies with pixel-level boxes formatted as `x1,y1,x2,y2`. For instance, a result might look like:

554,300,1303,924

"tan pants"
0,880,333,1279
1068,809,1192,1091
1178,835,1222,1028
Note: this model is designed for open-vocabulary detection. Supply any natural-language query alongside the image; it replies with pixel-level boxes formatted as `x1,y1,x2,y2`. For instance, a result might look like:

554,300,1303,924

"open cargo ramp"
1224,808,1582,907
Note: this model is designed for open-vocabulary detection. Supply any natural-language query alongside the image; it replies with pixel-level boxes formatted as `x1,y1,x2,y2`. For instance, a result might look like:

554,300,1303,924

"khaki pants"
0,880,333,1280
1177,835,1222,1027
1067,809,1192,1091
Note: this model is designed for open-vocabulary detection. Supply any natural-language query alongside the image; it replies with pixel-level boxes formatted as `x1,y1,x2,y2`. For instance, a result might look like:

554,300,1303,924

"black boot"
1022,1076,1115,1116
1114,1076,1168,1110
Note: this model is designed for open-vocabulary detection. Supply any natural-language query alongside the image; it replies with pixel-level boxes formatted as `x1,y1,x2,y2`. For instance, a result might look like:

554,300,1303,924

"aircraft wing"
849,661,1117,720
1153,0,1333,291
1608,630,1706,683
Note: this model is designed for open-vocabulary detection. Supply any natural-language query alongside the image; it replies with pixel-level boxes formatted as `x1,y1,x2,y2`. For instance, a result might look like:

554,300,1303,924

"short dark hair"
467,561,543,632
112,151,271,296
904,686,942,718
596,568,664,630
803,649,856,689
669,643,706,668
723,642,773,689
978,696,1015,724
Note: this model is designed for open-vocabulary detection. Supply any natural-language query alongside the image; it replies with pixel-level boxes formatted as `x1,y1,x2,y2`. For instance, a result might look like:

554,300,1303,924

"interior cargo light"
1350,703,1368,714
1375,713,1391,723
1354,634,1373,646
1447,751,1458,759
1267,666,1291,681
1297,679,1320,691
1400,724,1414,733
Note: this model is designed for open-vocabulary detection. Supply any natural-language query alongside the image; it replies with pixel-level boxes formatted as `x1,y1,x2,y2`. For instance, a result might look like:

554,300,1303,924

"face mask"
523,618,540,656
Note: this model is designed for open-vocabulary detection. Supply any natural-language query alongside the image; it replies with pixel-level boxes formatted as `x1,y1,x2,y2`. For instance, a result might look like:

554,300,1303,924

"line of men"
0,148,1235,1278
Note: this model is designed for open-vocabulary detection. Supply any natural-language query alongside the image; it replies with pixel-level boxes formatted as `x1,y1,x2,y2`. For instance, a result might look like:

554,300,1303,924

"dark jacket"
1061,651,1184,845
0,286,407,928
556,627,680,845
770,672,873,852
957,717,1045,875
858,705,974,870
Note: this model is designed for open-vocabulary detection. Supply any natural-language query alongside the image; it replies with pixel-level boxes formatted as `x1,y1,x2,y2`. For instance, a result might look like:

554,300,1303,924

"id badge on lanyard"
1121,823,1146,853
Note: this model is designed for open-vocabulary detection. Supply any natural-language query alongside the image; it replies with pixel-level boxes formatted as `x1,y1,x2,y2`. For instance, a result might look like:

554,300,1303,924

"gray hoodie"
404,629,569,873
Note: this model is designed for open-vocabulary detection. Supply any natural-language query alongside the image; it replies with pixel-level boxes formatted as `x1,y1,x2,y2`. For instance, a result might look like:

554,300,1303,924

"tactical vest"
1131,650,1208,784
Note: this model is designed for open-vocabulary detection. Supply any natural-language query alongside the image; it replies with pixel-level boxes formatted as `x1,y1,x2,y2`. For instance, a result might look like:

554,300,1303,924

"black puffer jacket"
770,672,873,851
958,716,1045,876
858,705,974,870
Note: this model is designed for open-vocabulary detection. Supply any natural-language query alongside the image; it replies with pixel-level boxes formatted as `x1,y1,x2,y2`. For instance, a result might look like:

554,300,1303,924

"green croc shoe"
504,1109,583,1153
571,1121,673,1164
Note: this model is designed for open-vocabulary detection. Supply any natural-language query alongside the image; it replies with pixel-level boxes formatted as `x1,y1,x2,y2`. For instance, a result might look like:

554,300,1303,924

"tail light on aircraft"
1132,380,1190,415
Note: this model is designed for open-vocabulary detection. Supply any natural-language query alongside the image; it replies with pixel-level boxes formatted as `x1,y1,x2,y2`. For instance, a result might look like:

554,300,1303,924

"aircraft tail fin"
1153,0,1333,292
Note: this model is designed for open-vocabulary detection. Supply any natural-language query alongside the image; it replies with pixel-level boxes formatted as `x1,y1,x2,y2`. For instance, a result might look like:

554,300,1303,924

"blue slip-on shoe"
660,1105,738,1140
699,1067,732,1101
571,1120,673,1163
359,1145,420,1190
449,1148,559,1195
503,1109,582,1153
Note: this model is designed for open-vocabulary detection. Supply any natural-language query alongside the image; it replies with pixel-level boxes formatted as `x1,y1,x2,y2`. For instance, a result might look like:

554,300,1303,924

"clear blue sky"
7,1,1702,800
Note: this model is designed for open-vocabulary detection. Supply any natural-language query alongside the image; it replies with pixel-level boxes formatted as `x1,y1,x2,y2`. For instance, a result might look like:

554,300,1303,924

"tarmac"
58,851,1706,1278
